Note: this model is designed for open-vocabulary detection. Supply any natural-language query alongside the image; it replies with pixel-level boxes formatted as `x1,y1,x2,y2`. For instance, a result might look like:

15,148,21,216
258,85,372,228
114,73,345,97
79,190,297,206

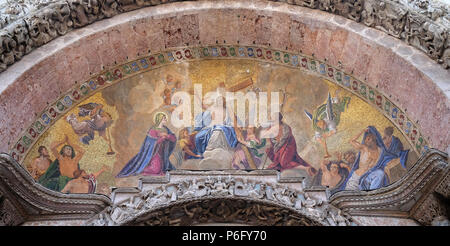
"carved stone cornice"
329,149,449,224
0,0,449,74
0,188,26,226
0,153,111,224
86,175,354,226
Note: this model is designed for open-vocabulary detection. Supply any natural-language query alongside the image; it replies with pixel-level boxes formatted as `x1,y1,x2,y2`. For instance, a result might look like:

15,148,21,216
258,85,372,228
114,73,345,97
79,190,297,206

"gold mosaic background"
23,60,418,195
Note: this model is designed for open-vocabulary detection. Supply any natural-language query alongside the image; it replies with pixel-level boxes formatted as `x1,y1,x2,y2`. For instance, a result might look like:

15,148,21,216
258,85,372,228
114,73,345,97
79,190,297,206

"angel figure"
66,102,113,145
304,91,350,158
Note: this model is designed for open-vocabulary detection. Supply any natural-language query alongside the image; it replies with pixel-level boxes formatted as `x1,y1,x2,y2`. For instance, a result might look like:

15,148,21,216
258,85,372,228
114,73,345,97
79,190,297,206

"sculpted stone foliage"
9,21,34,60
412,193,449,225
412,170,450,225
86,177,353,226
0,30,16,71
0,0,59,29
318,0,364,21
404,10,447,60
0,0,449,72
362,0,407,38
69,0,102,28
0,190,26,226
405,0,450,22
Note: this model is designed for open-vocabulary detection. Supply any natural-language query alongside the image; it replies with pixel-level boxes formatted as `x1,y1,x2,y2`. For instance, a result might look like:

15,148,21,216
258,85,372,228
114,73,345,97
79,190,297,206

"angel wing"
78,102,99,111
304,110,313,121
325,92,334,122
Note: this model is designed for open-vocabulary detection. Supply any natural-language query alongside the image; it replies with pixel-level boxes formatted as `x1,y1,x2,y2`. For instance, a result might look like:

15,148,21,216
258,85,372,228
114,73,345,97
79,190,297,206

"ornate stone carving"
0,29,16,72
404,0,450,22
441,30,450,68
410,167,450,225
412,193,448,225
69,0,102,28
86,176,353,226
434,171,450,198
362,0,407,38
133,199,324,226
118,0,144,12
50,2,73,36
25,11,57,47
317,0,363,21
290,0,319,9
23,2,72,46
404,11,447,60
0,190,25,226
9,21,34,61
0,0,52,29
101,0,120,18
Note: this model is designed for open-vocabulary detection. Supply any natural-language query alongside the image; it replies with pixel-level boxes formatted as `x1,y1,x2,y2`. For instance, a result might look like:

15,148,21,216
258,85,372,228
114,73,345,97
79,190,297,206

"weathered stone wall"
0,0,449,74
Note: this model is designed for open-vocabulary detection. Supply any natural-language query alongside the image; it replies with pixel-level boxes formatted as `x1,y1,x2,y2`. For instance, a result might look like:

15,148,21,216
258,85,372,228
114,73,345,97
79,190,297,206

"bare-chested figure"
311,151,353,188
28,146,52,180
320,161,342,188
51,135,85,179
345,128,381,190
39,135,86,191
61,166,108,194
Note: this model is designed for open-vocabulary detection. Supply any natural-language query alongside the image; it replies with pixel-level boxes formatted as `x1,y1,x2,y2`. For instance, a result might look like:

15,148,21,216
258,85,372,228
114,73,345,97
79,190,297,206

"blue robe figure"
332,126,409,194
189,111,238,156
116,125,176,178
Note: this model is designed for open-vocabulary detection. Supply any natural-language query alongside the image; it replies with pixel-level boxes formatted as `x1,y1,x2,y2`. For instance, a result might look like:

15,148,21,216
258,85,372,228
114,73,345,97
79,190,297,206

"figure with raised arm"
38,135,85,191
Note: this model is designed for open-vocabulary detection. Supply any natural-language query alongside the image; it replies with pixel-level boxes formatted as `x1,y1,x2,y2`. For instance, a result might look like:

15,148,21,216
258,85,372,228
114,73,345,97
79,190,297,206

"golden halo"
153,111,168,124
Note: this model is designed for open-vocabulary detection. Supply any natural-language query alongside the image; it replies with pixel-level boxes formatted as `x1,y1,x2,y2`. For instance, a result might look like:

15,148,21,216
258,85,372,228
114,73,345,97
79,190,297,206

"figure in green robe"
38,135,84,192
305,91,350,158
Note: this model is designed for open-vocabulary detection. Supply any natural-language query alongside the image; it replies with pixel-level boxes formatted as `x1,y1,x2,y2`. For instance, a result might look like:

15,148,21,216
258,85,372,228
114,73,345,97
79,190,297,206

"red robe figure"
265,113,317,176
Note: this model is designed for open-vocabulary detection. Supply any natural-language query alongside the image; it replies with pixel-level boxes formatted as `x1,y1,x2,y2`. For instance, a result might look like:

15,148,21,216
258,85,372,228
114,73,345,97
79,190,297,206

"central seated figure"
187,97,239,169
